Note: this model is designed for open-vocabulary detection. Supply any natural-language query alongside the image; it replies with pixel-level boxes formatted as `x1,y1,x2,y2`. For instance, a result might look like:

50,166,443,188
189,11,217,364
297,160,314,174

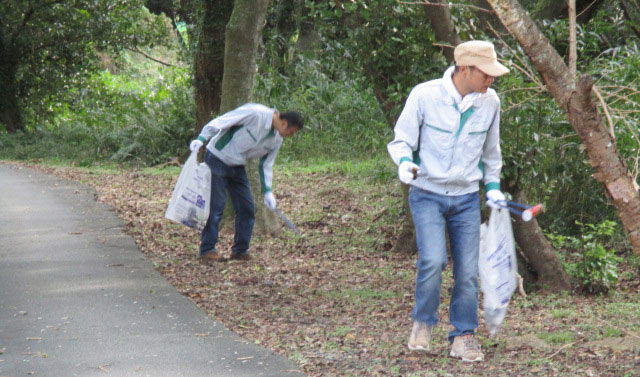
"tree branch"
568,0,577,77
126,48,175,67
592,85,615,142
486,23,545,89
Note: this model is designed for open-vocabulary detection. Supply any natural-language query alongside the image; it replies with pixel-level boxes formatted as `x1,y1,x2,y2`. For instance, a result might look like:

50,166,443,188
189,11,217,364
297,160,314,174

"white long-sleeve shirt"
387,66,503,196
197,103,282,193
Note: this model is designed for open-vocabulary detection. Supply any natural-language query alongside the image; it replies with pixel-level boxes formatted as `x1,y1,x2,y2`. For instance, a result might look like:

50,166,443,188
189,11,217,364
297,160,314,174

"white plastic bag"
478,207,517,335
165,151,211,231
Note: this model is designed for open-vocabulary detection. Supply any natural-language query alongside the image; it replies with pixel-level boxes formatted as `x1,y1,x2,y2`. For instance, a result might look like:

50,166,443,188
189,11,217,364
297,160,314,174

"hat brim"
475,62,509,77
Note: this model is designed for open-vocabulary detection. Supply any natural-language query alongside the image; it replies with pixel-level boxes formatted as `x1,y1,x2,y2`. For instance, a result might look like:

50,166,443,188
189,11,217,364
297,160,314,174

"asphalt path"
0,163,304,377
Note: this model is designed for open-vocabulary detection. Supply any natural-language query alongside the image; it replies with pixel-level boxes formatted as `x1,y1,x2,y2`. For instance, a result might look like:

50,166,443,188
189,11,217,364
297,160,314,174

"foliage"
0,0,170,130
542,3,635,70
492,3,640,237
254,56,391,162
299,0,446,124
0,52,194,166
587,42,640,181
549,220,622,294
498,65,615,233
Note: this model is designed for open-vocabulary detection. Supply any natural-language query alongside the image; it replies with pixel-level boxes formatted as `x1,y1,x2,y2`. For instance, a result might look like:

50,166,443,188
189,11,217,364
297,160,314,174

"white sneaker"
450,334,484,362
408,321,432,351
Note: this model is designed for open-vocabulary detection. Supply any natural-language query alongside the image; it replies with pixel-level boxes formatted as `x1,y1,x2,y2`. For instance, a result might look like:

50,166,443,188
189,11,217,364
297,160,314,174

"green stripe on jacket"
215,125,243,151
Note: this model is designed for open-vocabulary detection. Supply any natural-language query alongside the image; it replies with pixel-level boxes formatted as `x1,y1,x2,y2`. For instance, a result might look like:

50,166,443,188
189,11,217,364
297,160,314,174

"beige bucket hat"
454,40,509,77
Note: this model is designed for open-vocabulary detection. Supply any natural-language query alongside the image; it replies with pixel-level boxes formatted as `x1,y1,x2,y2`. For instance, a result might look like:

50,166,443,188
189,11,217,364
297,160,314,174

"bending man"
190,103,303,262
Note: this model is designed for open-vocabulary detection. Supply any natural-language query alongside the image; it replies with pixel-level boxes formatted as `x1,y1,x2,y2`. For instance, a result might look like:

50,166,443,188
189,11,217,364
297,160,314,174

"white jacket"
387,67,502,196
197,103,282,193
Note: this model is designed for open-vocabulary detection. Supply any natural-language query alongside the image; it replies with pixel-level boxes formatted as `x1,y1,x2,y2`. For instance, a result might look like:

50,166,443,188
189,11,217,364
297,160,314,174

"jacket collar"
442,66,479,113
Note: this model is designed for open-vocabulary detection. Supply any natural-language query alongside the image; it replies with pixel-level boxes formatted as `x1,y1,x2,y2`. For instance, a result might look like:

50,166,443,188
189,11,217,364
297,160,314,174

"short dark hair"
280,111,304,129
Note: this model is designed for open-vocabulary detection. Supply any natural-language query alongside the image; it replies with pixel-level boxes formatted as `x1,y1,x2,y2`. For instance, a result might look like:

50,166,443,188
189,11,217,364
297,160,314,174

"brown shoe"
199,250,225,263
229,252,252,261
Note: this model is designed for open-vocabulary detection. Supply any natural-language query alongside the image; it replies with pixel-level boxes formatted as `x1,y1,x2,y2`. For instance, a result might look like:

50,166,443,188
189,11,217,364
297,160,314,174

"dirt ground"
21,162,640,377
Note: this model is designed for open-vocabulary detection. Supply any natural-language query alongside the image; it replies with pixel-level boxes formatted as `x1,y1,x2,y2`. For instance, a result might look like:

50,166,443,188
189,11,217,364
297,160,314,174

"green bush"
0,54,194,166
254,56,391,162
551,220,622,294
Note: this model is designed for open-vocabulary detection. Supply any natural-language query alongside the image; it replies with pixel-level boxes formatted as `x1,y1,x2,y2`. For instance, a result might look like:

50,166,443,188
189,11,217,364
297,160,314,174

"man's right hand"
189,139,203,153
398,160,420,184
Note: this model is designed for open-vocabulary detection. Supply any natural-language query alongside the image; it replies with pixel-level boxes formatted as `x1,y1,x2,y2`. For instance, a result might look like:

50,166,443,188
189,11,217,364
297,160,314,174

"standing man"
189,103,303,262
387,41,509,362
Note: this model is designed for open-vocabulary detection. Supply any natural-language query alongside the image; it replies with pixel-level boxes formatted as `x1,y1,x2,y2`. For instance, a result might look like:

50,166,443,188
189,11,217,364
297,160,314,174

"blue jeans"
200,151,255,256
409,187,481,342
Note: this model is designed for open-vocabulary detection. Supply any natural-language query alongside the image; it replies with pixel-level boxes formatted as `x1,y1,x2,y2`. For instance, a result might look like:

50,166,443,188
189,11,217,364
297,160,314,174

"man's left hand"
264,192,277,210
486,189,505,209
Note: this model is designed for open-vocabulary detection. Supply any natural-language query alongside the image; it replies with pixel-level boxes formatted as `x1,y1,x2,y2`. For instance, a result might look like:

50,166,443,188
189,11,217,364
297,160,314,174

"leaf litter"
18,162,640,377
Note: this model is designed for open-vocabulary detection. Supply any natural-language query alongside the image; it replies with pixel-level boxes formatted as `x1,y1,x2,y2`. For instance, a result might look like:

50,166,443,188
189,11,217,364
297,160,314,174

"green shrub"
254,56,391,162
552,220,622,294
0,55,194,166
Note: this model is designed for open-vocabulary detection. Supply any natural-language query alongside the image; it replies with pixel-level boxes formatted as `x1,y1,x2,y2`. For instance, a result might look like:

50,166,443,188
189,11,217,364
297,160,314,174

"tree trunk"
509,187,572,289
0,68,22,133
471,0,505,33
220,0,269,112
486,0,640,254
219,0,276,236
422,0,461,62
391,184,416,254
0,23,22,132
194,0,233,129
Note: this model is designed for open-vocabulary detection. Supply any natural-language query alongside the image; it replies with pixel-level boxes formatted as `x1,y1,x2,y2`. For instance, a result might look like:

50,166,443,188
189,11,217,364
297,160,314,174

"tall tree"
220,0,269,112
0,14,20,132
194,0,234,128
423,0,461,61
486,0,640,254
146,0,232,130
0,0,167,132
219,0,277,235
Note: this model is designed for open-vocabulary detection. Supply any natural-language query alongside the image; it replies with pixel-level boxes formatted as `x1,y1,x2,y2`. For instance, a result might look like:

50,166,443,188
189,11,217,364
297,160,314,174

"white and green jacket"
197,103,282,194
387,66,503,196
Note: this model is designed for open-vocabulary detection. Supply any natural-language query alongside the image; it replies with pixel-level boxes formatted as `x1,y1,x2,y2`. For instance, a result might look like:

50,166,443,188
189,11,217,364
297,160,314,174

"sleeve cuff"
399,157,413,165
485,182,500,192
197,136,207,143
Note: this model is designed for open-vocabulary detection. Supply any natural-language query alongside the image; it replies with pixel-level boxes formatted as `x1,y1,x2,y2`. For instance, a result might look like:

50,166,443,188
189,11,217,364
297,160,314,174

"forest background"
1,0,639,376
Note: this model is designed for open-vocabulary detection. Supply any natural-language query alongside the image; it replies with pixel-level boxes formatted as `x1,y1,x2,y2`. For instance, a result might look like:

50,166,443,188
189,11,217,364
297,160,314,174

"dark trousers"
200,151,255,256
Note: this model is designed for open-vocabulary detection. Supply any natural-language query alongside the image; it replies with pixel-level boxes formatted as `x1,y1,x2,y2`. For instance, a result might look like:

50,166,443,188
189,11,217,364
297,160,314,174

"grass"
537,331,575,345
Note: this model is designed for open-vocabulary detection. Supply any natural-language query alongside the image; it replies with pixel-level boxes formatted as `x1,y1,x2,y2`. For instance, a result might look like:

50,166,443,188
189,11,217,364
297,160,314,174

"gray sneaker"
408,321,432,351
450,334,484,362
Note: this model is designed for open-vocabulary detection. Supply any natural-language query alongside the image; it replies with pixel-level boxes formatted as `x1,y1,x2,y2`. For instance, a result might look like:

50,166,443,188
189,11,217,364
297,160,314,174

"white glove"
263,192,277,210
398,160,420,184
486,189,506,209
189,139,203,153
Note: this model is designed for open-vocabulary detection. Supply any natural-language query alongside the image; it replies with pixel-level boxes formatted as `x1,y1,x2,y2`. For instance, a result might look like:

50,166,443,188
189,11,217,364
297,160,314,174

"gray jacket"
197,103,282,193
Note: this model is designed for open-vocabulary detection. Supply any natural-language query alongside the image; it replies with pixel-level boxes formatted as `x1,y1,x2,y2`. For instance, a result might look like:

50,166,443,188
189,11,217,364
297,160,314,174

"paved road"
0,163,305,377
